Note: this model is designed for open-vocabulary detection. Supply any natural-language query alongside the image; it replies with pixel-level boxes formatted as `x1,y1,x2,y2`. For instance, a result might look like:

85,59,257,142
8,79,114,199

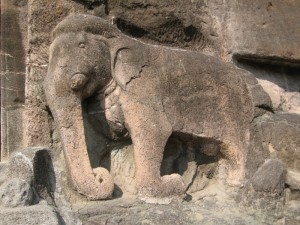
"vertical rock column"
1,0,27,160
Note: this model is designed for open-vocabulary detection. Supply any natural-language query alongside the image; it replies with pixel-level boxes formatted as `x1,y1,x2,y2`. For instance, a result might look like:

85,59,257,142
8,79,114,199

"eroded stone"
251,159,286,193
0,178,34,207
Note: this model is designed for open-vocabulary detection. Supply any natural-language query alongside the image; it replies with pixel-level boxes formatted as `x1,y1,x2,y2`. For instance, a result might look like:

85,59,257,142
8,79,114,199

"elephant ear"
112,47,144,90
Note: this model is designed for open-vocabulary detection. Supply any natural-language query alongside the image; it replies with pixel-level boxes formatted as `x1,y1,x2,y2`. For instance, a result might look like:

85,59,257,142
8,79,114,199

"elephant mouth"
70,73,88,90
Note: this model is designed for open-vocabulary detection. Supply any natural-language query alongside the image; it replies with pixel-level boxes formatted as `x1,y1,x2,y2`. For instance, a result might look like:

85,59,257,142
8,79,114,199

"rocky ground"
0,149,299,225
1,181,300,225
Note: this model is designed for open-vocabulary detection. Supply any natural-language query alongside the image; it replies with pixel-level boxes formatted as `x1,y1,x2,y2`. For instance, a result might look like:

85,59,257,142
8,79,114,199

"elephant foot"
138,173,186,203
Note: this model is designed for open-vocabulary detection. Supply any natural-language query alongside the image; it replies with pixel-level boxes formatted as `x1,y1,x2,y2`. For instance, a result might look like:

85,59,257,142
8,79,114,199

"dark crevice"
183,25,198,42
234,54,300,93
45,105,54,120
185,165,200,192
114,16,211,50
233,54,300,69
116,18,149,38
72,0,107,11
45,106,56,148
55,210,67,225
118,2,152,9
161,133,221,176
256,104,275,113
33,150,56,206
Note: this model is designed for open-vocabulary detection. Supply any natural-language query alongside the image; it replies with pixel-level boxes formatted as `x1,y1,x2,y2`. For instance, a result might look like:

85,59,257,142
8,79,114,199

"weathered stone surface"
0,178,34,207
21,0,299,203
251,159,286,193
106,0,217,54
286,170,300,191
209,0,300,62
7,147,52,182
106,137,220,197
1,0,27,160
76,197,276,225
43,13,273,200
4,0,300,162
285,170,300,201
0,148,57,208
109,145,137,197
236,60,300,115
8,152,34,183
93,0,300,65
258,113,300,172
1,106,24,161
283,201,300,225
0,0,299,224
0,204,60,225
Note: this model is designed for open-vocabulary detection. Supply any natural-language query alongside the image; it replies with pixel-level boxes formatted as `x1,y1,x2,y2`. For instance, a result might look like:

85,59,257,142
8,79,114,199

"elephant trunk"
49,95,114,200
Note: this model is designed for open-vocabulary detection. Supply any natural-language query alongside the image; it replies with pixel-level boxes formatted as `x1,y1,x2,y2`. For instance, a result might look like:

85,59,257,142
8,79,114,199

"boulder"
251,159,286,193
259,113,300,172
0,178,34,207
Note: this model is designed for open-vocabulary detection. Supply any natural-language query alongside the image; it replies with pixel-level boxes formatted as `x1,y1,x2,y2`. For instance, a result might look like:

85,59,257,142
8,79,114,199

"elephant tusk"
70,73,88,90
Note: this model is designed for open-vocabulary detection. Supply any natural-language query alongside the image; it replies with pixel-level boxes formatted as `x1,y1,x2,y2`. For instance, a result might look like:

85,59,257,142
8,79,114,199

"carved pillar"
0,0,27,161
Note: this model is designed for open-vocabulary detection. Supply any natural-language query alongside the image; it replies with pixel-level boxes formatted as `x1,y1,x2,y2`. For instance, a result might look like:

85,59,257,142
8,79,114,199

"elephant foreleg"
121,100,186,198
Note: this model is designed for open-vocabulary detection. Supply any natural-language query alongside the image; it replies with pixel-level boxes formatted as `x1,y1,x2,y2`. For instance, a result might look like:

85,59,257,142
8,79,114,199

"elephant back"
52,14,122,40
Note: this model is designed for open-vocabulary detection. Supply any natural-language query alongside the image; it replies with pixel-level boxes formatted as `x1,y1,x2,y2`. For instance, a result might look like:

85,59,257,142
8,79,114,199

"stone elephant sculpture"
43,14,272,200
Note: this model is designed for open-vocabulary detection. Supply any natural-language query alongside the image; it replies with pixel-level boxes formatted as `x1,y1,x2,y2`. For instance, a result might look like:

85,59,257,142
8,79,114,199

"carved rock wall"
1,0,300,224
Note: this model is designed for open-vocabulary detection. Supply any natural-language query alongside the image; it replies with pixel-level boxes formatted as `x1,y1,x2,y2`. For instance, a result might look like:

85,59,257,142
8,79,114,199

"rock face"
0,0,299,224
257,113,300,172
0,178,34,207
251,159,286,193
212,0,300,62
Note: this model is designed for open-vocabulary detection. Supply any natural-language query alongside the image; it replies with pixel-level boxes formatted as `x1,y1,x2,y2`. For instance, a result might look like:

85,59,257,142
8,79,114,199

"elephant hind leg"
121,101,186,198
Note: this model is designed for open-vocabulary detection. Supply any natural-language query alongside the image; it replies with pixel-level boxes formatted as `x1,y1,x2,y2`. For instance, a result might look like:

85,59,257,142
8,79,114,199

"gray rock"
0,148,56,208
283,201,300,224
259,113,300,172
7,147,52,181
76,198,273,225
251,159,286,193
8,152,34,183
0,204,60,225
0,178,34,207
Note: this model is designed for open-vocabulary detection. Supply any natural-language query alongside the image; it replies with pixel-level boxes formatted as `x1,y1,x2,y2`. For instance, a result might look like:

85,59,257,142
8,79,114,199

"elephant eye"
79,43,85,48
